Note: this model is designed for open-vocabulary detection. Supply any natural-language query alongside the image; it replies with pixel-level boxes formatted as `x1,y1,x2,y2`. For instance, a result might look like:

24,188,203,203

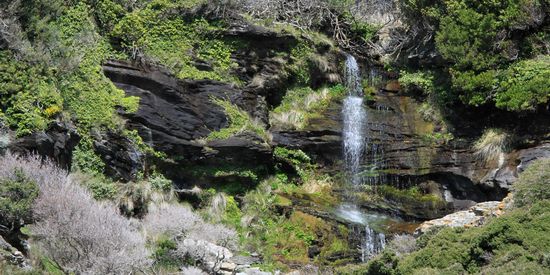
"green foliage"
0,170,39,226
421,132,454,145
403,0,549,111
399,70,435,94
207,98,268,142
271,84,345,129
513,158,550,207
153,237,180,268
451,69,496,106
222,195,242,228
288,42,315,86
377,185,445,206
495,56,550,111
71,137,105,175
112,2,239,82
87,177,119,200
1,3,139,137
93,0,127,34
274,147,311,166
348,162,550,274
124,129,166,159
149,172,173,192
0,51,63,137
397,200,550,274
40,257,65,275
274,147,316,181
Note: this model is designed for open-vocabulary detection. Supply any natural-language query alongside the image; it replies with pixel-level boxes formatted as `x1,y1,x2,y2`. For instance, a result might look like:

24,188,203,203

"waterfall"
343,55,367,186
342,55,386,262
361,225,386,262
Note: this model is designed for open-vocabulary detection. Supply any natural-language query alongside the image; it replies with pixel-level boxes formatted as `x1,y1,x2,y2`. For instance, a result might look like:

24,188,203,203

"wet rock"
93,131,144,182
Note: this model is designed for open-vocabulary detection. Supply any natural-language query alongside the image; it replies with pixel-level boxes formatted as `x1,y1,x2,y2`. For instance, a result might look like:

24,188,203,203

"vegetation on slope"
339,158,550,274
400,0,550,112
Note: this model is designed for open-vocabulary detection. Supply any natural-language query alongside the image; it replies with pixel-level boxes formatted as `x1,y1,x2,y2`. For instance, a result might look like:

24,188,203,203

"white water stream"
340,55,386,262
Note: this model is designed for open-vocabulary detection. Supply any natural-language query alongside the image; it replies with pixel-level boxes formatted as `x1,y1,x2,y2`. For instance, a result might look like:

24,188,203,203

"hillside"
0,0,548,274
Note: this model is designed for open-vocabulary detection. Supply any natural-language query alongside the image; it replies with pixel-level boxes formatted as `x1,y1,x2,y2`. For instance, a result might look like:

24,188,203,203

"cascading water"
343,55,367,186
341,55,386,262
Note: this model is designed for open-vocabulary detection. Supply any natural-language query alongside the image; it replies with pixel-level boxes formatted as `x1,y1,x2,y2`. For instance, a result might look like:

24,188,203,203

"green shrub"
221,195,242,228
71,137,105,175
274,147,311,166
112,3,239,83
153,236,180,268
513,158,550,207
149,172,173,192
207,98,268,142
404,0,549,112
94,0,127,34
376,185,446,206
0,51,63,137
0,170,39,227
398,200,550,274
87,178,119,200
399,71,435,94
495,56,550,111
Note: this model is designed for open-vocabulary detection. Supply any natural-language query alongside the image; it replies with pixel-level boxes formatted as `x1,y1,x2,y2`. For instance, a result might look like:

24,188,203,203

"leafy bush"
112,2,239,82
71,137,105,175
152,236,180,268
149,172,173,192
403,0,549,112
495,56,550,111
513,158,550,207
1,3,139,137
0,51,63,137
399,71,435,94
397,200,550,274
0,169,39,228
376,185,445,206
207,98,268,142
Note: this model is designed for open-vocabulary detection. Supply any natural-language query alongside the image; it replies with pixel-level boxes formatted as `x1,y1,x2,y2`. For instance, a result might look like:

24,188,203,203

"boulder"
8,121,80,169
414,194,513,235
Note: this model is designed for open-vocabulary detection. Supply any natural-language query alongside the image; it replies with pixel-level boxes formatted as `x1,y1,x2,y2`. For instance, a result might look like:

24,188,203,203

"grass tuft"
473,128,510,164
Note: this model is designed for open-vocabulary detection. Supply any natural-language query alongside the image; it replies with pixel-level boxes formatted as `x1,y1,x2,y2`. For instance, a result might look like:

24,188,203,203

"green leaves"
495,56,550,111
0,170,39,227
404,0,550,112
207,98,268,142
112,3,239,82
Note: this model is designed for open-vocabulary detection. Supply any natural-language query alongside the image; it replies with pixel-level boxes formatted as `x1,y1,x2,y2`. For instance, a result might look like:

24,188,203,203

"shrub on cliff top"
513,158,550,208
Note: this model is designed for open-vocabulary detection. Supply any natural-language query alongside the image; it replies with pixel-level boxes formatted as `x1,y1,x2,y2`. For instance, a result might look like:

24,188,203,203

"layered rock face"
101,22,342,185
274,71,550,219
103,60,273,183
